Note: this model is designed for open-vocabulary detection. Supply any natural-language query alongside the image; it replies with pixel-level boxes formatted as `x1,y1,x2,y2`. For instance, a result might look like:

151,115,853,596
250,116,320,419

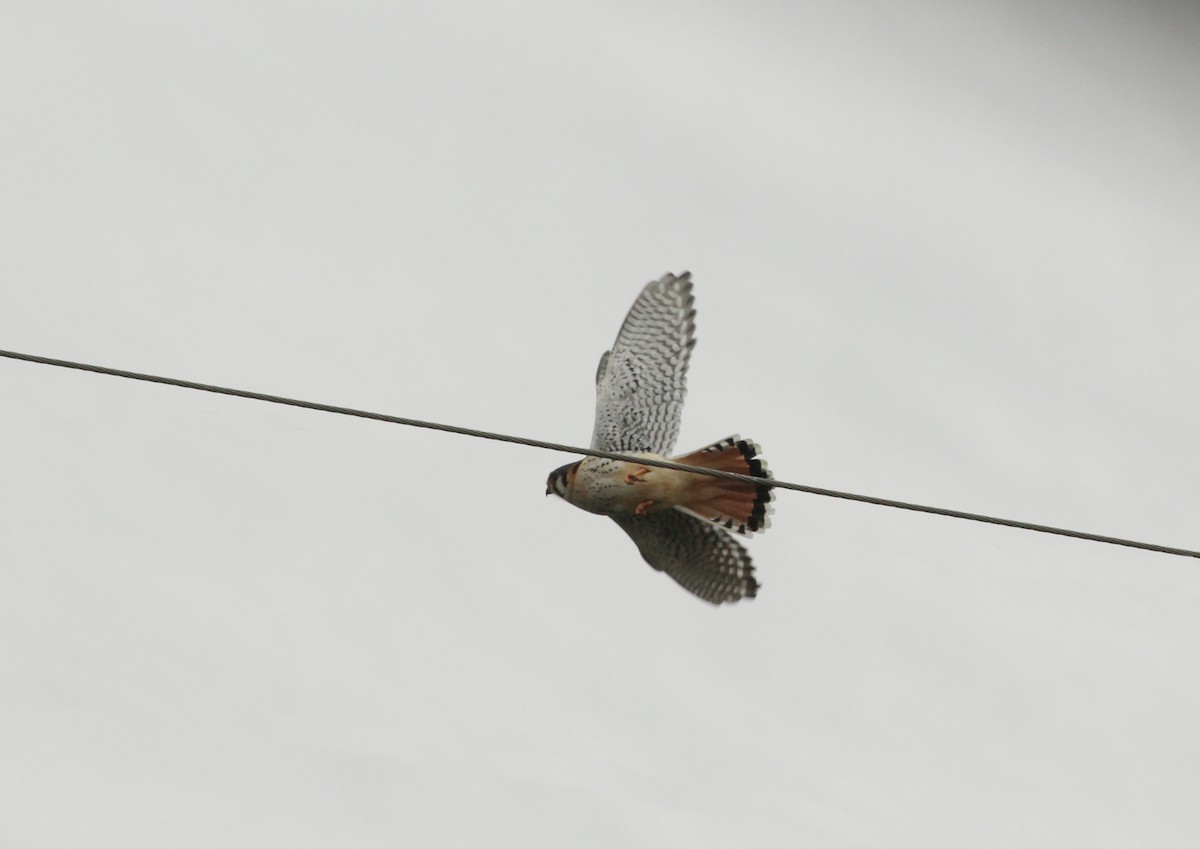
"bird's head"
545,460,580,499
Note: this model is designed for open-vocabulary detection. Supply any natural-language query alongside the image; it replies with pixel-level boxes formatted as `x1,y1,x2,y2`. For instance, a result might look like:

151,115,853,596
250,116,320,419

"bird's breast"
566,454,690,516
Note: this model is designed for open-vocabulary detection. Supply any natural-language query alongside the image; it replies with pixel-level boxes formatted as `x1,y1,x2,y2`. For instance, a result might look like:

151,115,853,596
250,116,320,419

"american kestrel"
546,272,773,604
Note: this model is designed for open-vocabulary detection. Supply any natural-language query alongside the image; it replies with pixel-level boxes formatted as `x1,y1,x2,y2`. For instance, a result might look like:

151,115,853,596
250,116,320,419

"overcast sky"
3,1,1199,847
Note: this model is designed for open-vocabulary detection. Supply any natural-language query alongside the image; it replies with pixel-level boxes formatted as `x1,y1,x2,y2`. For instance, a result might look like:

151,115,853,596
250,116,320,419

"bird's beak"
545,485,552,496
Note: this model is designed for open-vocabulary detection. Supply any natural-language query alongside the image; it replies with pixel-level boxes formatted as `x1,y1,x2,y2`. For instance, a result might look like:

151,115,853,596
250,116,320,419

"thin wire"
3,347,1197,560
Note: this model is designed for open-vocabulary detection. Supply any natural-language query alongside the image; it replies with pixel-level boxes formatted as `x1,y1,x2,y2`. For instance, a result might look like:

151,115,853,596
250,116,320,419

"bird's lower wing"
610,511,759,605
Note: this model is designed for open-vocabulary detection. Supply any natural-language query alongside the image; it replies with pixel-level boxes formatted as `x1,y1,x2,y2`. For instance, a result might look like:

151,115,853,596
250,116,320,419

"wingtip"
653,270,693,291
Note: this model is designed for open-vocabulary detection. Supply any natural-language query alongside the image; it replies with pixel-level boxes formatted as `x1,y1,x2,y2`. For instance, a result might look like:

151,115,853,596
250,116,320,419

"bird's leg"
624,466,650,485
635,499,655,516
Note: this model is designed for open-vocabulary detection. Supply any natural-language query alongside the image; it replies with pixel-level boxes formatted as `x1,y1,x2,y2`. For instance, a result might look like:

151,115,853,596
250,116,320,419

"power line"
3,347,1197,560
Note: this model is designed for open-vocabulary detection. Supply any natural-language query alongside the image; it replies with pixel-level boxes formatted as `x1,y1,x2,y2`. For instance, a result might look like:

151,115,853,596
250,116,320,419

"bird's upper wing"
610,511,758,605
590,272,696,455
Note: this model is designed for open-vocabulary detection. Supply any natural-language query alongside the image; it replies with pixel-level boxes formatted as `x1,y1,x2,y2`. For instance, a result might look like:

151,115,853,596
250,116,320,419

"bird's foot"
635,499,655,516
624,467,650,485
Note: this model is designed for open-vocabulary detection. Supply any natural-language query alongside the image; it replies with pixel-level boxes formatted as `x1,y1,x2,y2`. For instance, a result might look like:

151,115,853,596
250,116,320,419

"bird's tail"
671,436,774,535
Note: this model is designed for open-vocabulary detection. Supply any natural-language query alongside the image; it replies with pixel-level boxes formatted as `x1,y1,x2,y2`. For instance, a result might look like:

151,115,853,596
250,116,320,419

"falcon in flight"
546,272,773,604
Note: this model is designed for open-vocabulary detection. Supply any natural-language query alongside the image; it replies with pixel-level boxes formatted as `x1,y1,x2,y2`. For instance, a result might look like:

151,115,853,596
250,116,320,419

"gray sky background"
2,1,1199,846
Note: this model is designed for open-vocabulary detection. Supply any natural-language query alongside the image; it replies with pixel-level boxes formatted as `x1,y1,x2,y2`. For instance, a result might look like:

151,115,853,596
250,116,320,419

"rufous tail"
671,436,774,536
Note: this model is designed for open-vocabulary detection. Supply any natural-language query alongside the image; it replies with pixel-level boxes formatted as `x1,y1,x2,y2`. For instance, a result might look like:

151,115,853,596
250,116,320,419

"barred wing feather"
590,272,696,455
